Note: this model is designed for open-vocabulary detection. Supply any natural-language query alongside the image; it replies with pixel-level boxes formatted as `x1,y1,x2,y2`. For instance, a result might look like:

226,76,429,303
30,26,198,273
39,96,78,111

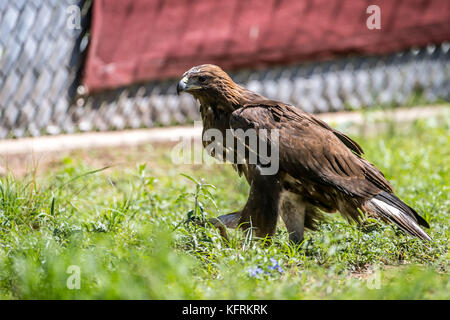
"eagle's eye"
198,75,207,83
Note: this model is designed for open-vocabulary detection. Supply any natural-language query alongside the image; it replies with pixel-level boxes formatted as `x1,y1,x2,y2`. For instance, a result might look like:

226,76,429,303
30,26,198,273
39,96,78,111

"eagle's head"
177,64,262,110
176,64,234,96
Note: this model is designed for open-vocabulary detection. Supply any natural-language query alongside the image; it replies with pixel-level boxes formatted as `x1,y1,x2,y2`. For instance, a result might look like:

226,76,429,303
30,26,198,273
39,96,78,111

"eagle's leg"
238,173,282,239
279,191,306,244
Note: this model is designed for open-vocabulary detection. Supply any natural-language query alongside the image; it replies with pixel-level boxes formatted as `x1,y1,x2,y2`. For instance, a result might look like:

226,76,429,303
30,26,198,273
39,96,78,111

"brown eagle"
177,64,431,243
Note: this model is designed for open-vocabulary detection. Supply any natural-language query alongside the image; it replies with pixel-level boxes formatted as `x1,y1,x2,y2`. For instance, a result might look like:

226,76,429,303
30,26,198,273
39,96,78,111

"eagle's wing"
229,101,432,240
230,101,393,199
306,113,364,156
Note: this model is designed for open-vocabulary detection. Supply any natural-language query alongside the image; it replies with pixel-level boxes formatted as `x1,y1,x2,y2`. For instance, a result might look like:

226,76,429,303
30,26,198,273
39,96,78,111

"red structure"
83,0,450,93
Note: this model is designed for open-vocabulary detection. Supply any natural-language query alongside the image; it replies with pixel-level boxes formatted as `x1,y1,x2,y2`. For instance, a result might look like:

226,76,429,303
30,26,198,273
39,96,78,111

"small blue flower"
248,266,264,278
268,258,283,273
248,258,284,278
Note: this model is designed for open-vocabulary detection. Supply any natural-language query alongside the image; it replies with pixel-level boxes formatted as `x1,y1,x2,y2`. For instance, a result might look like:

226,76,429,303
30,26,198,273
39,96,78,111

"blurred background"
0,1,449,300
0,0,449,138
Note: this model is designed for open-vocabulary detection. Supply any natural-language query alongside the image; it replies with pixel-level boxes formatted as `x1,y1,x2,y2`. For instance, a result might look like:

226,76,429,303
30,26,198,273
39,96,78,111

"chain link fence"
0,0,90,138
0,1,449,139
70,44,450,133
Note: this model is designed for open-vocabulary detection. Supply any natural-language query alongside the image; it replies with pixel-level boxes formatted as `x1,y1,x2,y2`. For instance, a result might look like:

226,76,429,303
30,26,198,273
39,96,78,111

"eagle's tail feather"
365,191,431,241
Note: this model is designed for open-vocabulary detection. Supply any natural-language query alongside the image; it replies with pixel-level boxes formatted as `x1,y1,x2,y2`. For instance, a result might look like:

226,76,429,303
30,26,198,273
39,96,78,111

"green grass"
0,117,449,299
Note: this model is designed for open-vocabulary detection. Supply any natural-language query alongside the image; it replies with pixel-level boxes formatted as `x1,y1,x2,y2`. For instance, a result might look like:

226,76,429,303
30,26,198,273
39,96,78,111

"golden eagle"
177,64,431,243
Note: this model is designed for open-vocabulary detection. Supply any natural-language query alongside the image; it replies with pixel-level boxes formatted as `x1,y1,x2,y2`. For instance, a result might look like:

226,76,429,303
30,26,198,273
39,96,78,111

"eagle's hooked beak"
176,76,188,95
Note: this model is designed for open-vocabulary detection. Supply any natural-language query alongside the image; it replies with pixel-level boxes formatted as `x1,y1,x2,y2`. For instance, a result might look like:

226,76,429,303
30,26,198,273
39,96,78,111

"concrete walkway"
0,105,448,156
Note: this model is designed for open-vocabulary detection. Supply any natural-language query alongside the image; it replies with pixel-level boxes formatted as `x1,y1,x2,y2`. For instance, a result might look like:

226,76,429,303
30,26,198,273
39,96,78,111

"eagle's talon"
191,217,230,241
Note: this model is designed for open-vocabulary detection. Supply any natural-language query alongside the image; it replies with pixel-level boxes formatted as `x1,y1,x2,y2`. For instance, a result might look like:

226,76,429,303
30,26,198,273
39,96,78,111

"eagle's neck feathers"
196,79,263,114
